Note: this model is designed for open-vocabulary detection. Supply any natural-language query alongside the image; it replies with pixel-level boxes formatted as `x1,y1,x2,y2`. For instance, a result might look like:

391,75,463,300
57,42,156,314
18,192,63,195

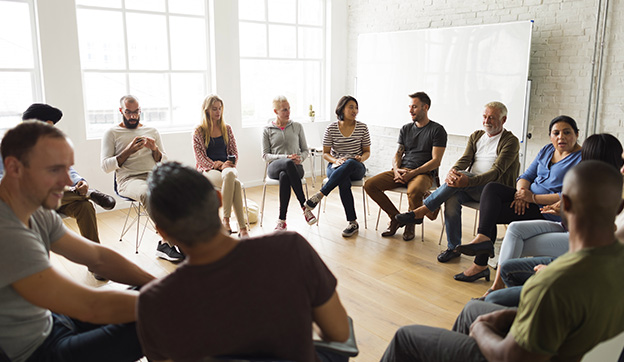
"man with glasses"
101,95,183,262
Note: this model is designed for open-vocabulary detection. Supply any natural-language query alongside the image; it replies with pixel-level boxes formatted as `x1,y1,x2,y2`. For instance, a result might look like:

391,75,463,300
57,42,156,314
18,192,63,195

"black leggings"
268,158,306,220
474,182,546,266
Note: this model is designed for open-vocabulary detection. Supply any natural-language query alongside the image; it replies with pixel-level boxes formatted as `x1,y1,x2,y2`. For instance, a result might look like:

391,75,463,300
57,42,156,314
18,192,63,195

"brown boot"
381,218,402,237
403,223,415,241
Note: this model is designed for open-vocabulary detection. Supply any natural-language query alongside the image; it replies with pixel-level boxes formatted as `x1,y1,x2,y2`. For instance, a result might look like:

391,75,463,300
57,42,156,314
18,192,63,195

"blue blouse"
518,143,582,221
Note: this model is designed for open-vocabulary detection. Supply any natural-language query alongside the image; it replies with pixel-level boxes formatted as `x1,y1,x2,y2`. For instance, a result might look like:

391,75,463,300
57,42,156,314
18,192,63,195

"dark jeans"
268,158,306,220
474,182,547,266
321,159,366,221
25,313,142,362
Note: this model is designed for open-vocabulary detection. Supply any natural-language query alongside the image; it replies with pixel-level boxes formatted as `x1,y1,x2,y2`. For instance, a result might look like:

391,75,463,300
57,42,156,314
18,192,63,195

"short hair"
548,115,579,134
22,103,63,124
119,95,139,108
147,161,222,246
582,133,624,170
335,95,358,120
563,160,623,225
1,121,66,167
409,92,431,109
272,95,288,110
484,101,508,118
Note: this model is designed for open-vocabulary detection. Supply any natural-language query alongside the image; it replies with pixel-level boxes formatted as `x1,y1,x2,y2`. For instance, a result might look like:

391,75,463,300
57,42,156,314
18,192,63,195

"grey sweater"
262,120,309,162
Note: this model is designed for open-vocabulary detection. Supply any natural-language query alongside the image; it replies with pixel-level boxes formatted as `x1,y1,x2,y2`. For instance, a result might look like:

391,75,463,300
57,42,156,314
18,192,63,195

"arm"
452,131,480,171
313,291,350,343
471,321,551,362
51,230,155,286
298,124,310,162
223,125,238,168
468,132,521,187
404,146,445,182
262,127,282,162
12,266,139,324
192,128,216,172
357,146,370,163
101,129,121,173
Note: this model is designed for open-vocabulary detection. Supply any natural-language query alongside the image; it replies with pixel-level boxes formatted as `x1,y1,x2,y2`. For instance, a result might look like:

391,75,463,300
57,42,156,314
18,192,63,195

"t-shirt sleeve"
137,282,170,361
322,124,333,148
397,125,405,146
294,235,337,307
510,278,571,356
432,123,448,148
360,123,371,148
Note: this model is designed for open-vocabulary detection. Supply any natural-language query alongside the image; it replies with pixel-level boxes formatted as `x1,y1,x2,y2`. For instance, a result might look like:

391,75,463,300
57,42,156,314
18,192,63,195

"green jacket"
452,129,520,188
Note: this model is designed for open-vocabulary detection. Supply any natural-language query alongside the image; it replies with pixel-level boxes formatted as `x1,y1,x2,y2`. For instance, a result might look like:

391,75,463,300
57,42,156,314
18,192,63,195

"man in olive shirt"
381,161,624,362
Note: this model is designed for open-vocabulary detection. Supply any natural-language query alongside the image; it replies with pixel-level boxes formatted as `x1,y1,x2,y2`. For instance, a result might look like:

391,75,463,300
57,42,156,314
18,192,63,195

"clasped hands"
213,160,236,170
510,187,535,215
335,155,362,167
469,308,517,339
393,168,413,184
445,169,469,188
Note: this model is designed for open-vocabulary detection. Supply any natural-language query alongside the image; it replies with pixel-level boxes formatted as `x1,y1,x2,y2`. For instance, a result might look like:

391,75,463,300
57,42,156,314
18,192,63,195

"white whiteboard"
356,21,533,139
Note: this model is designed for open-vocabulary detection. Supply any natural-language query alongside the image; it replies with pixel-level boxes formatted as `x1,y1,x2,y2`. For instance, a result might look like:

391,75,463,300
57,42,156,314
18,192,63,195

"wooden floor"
56,176,501,361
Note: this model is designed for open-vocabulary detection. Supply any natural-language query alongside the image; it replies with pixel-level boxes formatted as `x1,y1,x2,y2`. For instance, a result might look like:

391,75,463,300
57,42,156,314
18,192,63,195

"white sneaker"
275,220,287,231
303,207,318,225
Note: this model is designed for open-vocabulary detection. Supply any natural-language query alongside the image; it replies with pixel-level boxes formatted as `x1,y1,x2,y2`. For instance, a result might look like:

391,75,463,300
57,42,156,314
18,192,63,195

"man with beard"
0,121,155,362
364,92,447,241
101,95,183,262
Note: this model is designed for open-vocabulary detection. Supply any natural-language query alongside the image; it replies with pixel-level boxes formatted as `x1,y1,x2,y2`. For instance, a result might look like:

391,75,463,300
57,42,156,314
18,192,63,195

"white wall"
32,0,348,210
346,0,624,177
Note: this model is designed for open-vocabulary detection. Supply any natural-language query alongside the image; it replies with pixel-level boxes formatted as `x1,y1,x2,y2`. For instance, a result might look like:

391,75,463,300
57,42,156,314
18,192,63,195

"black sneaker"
305,193,323,211
156,240,185,262
89,189,116,210
342,222,359,237
437,249,461,263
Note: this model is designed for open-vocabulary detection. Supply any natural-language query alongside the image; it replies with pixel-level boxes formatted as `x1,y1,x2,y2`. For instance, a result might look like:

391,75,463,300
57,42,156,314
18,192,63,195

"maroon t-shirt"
137,231,337,362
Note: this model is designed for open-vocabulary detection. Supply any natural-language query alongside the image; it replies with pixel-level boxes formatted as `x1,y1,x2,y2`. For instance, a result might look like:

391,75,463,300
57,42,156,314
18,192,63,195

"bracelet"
532,194,538,204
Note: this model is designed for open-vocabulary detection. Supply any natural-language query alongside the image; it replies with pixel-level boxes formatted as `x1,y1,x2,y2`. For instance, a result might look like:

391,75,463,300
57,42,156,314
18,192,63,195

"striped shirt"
323,121,371,159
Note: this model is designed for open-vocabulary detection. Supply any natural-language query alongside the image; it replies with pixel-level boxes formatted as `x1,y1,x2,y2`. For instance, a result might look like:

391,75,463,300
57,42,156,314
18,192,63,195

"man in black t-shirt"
364,92,447,241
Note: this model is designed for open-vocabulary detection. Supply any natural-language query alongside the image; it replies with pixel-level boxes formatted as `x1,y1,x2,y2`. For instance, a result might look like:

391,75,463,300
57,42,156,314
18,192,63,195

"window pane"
128,73,170,123
168,0,204,15
170,17,207,70
268,0,295,24
298,27,322,59
171,73,206,127
298,0,323,26
269,25,296,58
125,0,165,12
77,9,125,70
239,22,267,57
240,59,321,123
238,0,265,21
76,0,121,8
126,13,169,70
83,72,127,127
0,72,34,130
0,2,34,68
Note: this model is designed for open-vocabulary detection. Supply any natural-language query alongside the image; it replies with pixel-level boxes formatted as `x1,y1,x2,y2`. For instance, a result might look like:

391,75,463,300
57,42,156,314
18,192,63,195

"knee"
223,170,237,182
363,178,376,193
278,170,288,182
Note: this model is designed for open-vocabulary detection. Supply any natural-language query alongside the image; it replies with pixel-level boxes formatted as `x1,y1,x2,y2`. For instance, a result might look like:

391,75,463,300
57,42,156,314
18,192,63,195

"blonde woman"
192,95,248,237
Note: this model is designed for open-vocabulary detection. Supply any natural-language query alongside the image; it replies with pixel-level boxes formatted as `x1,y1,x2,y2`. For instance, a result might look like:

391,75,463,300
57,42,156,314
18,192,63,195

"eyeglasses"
123,108,141,116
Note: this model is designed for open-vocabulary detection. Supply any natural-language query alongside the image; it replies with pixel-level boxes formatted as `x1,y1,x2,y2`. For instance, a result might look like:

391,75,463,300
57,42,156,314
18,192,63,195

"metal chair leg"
260,184,267,227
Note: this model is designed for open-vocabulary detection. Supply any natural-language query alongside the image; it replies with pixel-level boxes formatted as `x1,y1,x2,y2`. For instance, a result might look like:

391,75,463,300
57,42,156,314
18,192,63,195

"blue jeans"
25,313,142,362
322,159,366,221
423,183,484,249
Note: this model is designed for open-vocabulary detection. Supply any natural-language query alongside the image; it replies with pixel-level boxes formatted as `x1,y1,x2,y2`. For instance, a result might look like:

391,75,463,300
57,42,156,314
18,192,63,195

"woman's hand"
222,160,235,169
514,187,534,203
288,154,301,165
353,155,362,162
541,200,561,215
511,199,530,215
334,157,346,166
213,160,224,170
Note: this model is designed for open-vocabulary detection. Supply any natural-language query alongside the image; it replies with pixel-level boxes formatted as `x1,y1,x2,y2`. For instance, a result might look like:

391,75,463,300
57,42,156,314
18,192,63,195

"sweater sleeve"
101,128,120,173
261,127,283,162
192,128,214,172
452,131,480,171
468,131,520,187
297,123,310,162
226,125,238,163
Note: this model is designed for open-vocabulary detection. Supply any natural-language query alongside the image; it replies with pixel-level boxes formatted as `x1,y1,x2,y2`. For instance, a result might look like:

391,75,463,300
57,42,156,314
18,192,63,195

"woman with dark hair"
453,115,583,282
480,133,623,300
304,96,371,237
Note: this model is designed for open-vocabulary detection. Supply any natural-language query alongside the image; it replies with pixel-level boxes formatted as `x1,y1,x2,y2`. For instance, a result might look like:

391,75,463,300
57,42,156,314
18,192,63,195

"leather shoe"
456,242,495,258
394,211,423,226
453,268,490,282
89,189,116,210
381,219,402,237
403,223,415,241
426,208,440,221
437,248,461,263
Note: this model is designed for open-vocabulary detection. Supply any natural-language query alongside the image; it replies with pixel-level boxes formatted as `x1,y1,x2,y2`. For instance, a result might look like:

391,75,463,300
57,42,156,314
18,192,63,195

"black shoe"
89,189,116,210
437,249,461,263
454,268,490,282
342,222,359,237
395,211,423,226
456,242,494,258
156,240,185,262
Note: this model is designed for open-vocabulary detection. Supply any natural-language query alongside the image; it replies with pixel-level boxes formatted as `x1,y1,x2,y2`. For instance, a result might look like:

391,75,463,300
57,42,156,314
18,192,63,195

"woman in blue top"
454,115,582,282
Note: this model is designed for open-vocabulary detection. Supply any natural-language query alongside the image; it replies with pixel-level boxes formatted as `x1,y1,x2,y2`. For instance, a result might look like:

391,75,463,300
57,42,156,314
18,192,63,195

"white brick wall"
347,0,623,176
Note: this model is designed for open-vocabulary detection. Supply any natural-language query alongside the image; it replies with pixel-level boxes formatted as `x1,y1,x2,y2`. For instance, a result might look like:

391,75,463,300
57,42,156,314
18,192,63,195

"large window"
76,0,211,137
0,0,41,136
238,0,326,126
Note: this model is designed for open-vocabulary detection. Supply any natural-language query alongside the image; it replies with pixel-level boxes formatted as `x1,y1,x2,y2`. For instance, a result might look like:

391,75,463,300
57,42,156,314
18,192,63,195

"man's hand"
534,264,549,273
288,154,301,165
74,180,89,196
394,168,407,183
540,200,561,215
142,136,157,151
446,169,469,188
124,136,145,155
470,308,517,337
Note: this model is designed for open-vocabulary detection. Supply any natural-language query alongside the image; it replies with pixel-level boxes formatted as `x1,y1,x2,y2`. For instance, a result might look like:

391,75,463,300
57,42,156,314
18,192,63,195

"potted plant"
309,104,315,122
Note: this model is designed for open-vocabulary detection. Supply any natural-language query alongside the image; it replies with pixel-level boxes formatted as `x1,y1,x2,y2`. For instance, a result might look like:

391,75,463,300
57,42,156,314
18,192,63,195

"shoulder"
429,120,447,132
470,130,485,139
500,129,520,142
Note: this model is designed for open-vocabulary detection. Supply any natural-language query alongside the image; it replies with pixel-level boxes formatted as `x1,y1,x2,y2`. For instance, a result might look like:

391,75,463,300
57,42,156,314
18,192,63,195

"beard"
123,115,140,129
